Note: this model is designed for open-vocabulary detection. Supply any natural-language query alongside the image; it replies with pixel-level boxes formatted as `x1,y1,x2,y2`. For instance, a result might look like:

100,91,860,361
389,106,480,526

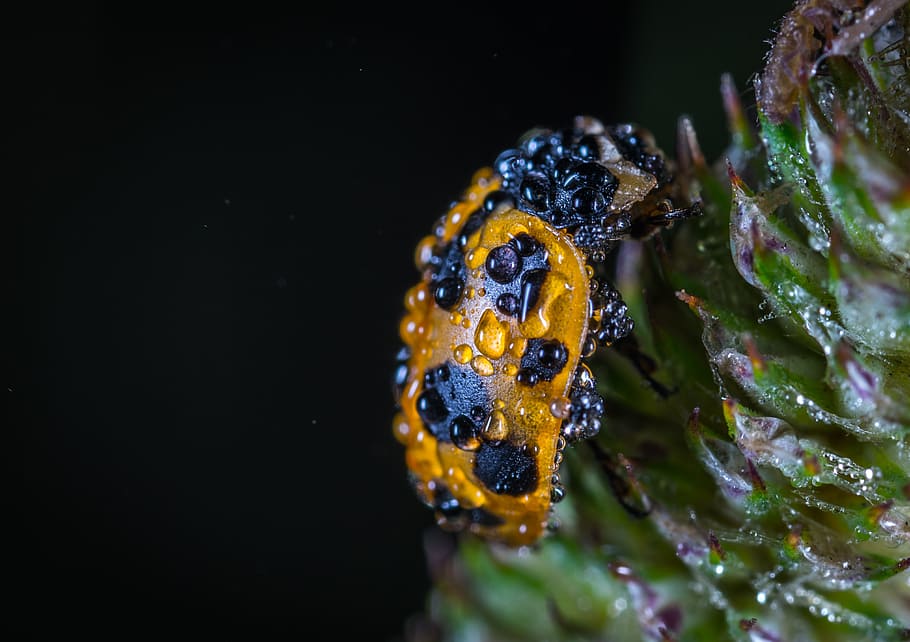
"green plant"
404,2,910,640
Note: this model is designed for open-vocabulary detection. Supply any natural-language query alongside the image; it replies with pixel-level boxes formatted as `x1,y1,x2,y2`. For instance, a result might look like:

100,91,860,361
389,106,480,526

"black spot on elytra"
431,485,462,517
431,483,506,528
474,441,538,496
416,360,490,443
423,363,451,387
468,507,505,527
519,338,568,383
457,208,489,247
416,388,448,425
510,232,539,256
474,232,549,321
427,207,491,311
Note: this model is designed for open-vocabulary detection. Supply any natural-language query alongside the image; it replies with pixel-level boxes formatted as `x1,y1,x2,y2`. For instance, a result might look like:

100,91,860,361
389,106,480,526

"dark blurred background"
8,2,793,640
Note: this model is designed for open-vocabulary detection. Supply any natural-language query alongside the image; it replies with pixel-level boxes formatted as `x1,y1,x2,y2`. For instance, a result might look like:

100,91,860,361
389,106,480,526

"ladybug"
392,116,700,547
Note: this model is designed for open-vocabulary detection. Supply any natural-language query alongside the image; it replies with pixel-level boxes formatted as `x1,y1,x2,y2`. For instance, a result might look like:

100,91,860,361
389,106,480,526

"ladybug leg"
629,114,705,240
613,333,677,399
643,200,703,228
576,281,654,518
628,197,703,240
586,437,652,518
589,279,676,398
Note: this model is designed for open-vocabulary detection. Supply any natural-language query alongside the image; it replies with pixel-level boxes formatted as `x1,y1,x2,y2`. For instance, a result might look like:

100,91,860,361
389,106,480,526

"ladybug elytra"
393,116,700,547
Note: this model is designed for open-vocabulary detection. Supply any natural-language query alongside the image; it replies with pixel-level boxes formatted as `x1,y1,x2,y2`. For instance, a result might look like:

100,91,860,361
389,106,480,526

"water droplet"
453,344,473,364
509,337,528,358
483,409,508,441
581,336,597,358
475,308,509,359
496,292,520,316
471,355,494,376
450,415,482,451
393,413,412,444
417,389,448,424
574,364,595,388
486,244,522,283
405,283,430,311
550,398,571,419
434,277,464,310
550,484,566,503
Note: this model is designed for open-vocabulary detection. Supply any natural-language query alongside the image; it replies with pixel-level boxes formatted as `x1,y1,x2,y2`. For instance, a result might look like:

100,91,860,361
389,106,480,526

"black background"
9,3,793,640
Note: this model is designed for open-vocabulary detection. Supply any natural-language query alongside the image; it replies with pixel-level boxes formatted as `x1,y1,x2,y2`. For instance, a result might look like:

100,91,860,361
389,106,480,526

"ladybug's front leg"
628,114,705,241
587,437,653,518
637,200,703,233
590,280,675,398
